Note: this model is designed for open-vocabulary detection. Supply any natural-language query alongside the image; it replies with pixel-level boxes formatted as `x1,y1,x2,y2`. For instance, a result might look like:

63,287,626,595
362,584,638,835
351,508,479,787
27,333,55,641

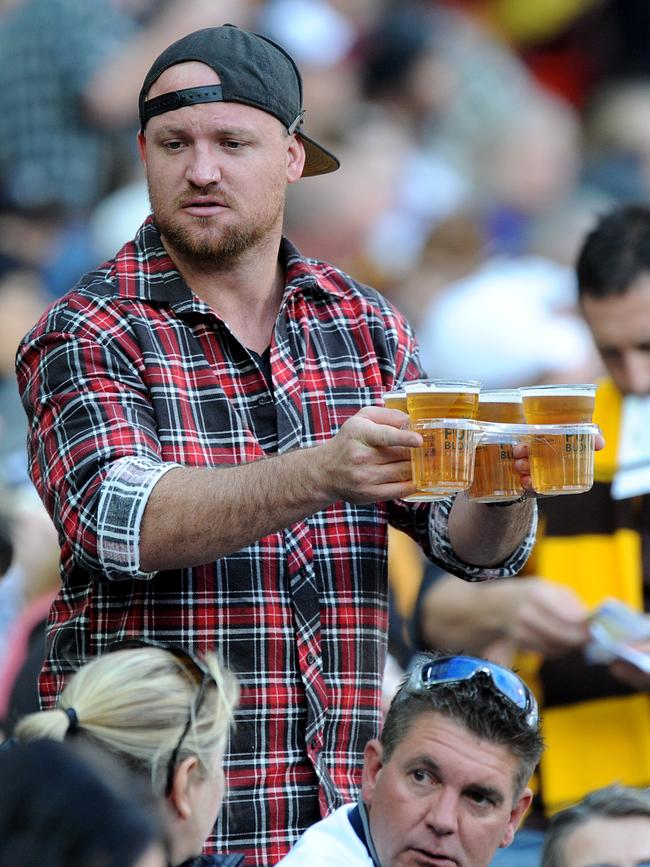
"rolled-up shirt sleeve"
386,329,537,581
426,497,538,581
16,302,177,583
96,456,181,579
388,496,537,582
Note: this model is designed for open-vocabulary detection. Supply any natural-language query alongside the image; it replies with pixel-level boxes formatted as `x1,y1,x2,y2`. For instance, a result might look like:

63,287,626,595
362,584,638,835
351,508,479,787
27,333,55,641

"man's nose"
185,146,221,188
425,789,459,836
620,351,650,396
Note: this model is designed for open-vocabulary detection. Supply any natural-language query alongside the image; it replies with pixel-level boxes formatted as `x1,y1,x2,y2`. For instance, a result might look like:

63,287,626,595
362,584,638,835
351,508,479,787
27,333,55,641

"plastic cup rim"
404,379,481,393
412,418,481,430
519,383,597,397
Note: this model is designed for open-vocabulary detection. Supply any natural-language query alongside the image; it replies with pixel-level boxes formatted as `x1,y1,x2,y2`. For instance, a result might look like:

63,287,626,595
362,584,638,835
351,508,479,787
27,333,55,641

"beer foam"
479,390,522,403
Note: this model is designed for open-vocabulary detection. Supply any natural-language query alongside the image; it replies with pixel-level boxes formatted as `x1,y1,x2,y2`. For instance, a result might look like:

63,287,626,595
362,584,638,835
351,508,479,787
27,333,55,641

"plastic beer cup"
468,390,525,503
519,384,597,424
382,388,446,501
404,379,481,423
526,423,599,495
404,380,481,496
520,384,598,495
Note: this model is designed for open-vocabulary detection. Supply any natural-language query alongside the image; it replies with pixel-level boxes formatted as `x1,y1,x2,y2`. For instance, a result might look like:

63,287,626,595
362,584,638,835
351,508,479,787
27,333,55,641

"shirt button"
306,652,315,665
311,738,318,750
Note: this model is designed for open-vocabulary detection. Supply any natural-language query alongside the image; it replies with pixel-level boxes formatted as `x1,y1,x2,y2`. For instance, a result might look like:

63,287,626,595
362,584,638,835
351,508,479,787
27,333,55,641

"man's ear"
136,129,147,168
286,134,306,185
499,787,533,849
361,738,384,808
167,755,201,820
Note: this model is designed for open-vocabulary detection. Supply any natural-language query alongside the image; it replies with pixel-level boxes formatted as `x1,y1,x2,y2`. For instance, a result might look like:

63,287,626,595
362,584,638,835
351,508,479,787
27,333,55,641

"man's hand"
513,431,606,493
420,575,591,658
318,407,422,504
493,578,591,656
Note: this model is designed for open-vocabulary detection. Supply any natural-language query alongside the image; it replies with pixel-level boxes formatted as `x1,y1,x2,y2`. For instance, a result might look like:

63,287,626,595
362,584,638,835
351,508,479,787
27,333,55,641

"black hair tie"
63,706,79,734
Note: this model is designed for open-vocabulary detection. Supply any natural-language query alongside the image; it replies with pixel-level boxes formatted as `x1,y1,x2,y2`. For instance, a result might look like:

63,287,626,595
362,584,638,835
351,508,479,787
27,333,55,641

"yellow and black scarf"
517,378,650,815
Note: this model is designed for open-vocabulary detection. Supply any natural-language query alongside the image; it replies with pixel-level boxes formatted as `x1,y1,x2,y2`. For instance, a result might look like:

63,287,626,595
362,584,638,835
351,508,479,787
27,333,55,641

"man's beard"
148,178,285,269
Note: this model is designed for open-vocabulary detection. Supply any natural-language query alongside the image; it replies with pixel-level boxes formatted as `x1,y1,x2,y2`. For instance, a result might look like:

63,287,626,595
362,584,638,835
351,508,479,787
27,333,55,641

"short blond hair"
15,646,238,796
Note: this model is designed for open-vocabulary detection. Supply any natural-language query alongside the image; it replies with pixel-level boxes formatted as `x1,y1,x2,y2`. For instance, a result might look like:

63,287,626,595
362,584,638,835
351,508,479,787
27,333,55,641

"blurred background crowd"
0,0,649,854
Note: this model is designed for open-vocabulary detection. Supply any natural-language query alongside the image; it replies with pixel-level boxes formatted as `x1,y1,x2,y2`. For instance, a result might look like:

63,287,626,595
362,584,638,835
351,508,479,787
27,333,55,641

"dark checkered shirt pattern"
16,221,536,866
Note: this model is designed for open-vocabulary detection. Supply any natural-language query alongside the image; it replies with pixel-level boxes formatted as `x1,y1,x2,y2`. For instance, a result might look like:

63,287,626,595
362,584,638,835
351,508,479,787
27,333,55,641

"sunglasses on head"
106,638,215,796
398,655,539,728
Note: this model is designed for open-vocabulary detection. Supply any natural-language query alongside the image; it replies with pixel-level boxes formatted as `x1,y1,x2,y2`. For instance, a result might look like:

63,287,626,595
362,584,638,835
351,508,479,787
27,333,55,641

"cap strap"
287,110,305,135
141,85,224,125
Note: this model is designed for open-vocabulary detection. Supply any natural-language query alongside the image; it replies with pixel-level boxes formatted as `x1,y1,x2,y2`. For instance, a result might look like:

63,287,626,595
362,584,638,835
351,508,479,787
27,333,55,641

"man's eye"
223,140,244,150
467,791,494,807
411,769,432,784
163,141,184,151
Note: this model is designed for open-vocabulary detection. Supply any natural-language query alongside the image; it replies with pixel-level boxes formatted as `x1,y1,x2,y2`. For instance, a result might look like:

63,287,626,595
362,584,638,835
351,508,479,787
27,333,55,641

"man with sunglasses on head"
15,23,539,867
279,652,543,867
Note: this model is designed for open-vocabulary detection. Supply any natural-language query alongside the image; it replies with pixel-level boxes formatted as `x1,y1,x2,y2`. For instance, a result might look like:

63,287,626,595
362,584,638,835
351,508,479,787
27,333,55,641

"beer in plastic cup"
410,419,480,495
382,389,446,501
468,390,525,502
404,381,480,496
404,379,481,423
476,389,525,424
382,389,408,412
527,423,599,495
520,384,597,424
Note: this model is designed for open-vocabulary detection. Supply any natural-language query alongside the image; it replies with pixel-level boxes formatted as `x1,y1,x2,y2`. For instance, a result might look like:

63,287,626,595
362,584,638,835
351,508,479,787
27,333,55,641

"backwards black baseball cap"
138,24,340,178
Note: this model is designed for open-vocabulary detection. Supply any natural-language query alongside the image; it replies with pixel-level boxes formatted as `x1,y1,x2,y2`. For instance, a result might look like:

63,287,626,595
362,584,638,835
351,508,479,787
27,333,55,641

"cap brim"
298,131,340,177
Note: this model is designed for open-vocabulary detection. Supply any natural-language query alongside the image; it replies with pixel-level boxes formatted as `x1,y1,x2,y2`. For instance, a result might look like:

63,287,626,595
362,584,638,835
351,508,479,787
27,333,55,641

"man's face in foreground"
560,814,650,867
362,711,532,867
137,61,304,269
581,272,650,397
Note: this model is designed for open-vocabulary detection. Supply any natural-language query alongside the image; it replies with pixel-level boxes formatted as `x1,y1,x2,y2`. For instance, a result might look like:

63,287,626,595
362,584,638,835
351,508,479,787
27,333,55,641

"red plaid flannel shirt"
16,221,536,866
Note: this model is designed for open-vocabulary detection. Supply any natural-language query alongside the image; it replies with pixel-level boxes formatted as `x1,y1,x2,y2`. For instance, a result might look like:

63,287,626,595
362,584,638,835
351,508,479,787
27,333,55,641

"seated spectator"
279,652,544,867
11,642,240,867
541,784,650,867
0,737,166,867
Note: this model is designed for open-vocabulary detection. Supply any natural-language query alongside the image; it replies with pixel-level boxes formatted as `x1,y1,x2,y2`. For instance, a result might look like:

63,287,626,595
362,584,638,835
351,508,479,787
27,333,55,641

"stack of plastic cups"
382,388,443,502
467,389,526,504
518,383,599,495
402,379,481,498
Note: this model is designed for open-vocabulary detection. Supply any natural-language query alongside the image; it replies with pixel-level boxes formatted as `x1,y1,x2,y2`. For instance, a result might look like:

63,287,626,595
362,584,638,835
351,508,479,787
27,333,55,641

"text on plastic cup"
468,440,523,502
528,427,596,495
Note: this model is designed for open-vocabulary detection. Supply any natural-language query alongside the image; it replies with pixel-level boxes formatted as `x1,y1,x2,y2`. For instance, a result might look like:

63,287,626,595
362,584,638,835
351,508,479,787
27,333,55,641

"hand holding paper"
585,599,650,681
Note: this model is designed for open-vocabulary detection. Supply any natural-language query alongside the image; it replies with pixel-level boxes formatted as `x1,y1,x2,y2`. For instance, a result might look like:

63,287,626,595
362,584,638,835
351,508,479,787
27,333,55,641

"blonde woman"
13,642,240,867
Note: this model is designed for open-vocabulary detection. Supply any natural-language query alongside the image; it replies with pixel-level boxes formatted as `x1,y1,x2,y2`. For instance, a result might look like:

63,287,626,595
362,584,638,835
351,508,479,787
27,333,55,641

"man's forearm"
139,407,420,571
139,447,333,571
420,575,508,653
140,449,333,572
447,495,536,567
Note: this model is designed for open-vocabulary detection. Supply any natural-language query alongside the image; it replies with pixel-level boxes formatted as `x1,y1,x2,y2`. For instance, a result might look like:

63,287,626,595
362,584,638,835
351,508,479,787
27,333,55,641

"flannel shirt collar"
117,218,346,314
